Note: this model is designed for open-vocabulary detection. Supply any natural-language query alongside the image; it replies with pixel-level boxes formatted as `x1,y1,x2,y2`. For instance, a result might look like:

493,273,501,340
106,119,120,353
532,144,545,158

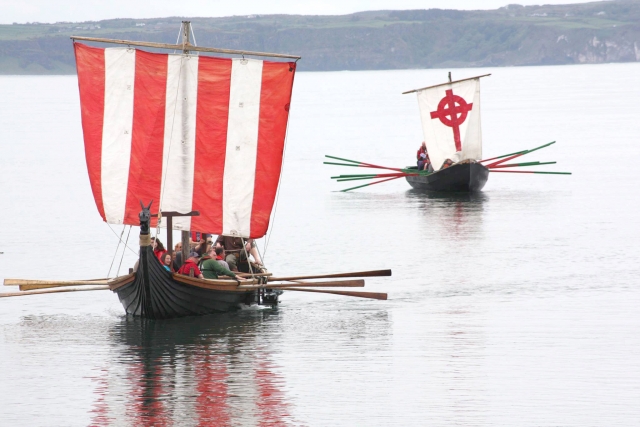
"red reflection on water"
195,352,230,427
89,340,297,425
255,359,292,427
89,369,113,427
127,358,172,427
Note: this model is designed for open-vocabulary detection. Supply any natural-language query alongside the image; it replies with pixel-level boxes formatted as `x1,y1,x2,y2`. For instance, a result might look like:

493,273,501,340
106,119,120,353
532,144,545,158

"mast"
181,21,191,55
402,73,491,94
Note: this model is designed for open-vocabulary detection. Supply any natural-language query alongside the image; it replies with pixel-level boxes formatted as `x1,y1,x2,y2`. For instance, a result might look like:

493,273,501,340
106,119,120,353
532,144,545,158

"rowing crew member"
200,247,246,280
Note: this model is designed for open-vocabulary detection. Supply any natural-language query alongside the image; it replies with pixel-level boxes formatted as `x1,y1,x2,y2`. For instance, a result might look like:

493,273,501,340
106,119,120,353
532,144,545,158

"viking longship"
1,22,390,318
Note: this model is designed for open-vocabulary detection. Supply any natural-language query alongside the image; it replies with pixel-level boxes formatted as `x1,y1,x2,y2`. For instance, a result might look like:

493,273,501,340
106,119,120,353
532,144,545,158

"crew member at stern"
417,141,432,172
215,235,264,272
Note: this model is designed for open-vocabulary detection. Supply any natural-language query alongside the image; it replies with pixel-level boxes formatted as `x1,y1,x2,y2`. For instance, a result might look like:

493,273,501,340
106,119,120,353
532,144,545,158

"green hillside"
1,1,639,74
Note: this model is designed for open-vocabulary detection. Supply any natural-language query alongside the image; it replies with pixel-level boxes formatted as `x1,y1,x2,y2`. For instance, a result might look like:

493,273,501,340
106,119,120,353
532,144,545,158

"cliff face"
1,1,639,74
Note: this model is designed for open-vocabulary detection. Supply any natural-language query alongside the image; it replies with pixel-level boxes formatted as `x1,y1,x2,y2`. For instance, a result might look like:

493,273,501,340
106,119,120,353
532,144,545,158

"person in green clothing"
200,247,245,280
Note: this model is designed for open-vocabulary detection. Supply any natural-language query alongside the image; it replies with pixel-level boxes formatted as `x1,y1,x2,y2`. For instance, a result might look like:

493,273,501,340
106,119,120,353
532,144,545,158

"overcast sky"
2,0,598,25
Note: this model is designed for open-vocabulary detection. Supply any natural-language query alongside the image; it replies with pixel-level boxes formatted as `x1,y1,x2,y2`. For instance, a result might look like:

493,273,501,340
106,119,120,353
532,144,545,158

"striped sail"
74,43,296,238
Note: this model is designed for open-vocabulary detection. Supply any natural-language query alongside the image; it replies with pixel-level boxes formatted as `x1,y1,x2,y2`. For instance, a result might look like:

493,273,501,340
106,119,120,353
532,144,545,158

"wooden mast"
181,21,191,55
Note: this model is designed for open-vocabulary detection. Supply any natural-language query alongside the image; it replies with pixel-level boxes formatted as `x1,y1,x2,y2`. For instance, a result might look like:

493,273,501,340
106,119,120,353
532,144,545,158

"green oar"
491,161,557,169
490,170,571,175
339,176,404,192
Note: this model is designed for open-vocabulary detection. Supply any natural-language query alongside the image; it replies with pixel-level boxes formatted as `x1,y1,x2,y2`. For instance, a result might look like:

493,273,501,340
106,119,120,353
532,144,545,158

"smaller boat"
404,160,489,192
326,73,570,193
402,74,489,193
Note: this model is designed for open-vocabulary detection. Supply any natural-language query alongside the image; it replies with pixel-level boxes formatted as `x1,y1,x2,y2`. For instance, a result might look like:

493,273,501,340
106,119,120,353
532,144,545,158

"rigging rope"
116,226,132,277
241,238,255,277
190,24,198,51
263,91,294,261
106,223,138,256
107,225,126,277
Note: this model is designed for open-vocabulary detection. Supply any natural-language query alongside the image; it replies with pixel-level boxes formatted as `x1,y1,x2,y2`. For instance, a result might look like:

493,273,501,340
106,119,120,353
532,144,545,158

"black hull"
405,162,489,192
113,246,255,319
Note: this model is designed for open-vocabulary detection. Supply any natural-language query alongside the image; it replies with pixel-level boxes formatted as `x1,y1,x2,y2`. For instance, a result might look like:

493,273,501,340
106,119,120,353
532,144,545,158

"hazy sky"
2,0,597,24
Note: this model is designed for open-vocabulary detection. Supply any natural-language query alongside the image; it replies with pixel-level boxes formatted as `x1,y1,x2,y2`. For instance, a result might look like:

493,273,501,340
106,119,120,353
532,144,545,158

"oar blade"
269,269,392,281
284,288,388,300
0,285,110,298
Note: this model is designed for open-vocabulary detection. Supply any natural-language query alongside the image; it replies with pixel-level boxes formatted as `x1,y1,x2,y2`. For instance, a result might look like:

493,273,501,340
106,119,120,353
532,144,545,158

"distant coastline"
1,1,639,74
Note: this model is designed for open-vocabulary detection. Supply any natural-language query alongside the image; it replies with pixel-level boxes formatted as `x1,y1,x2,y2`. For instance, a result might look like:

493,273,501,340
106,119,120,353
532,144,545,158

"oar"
336,173,419,182
0,285,110,298
269,269,391,282
487,141,556,168
490,161,557,169
325,155,406,172
239,279,365,290
4,278,109,287
283,288,388,300
339,176,403,192
479,149,528,163
490,170,571,175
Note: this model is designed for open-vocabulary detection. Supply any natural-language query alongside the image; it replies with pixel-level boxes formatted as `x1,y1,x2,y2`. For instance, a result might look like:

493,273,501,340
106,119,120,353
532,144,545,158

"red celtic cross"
429,89,473,151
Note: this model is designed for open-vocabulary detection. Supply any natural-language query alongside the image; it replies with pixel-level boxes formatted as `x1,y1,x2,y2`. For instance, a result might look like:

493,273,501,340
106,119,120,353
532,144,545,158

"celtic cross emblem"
429,89,473,151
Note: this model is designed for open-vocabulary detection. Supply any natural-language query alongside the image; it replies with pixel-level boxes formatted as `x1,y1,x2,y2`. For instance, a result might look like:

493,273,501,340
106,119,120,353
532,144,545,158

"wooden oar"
8,280,110,291
479,149,528,163
238,279,365,290
325,155,406,172
269,269,391,282
335,172,420,182
487,141,556,168
490,161,557,169
283,288,387,300
0,285,110,298
4,278,109,287
340,176,404,192
490,170,571,175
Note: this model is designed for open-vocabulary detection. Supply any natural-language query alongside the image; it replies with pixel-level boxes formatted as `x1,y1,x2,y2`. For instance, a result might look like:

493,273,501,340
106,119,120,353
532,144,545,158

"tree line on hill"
0,1,639,74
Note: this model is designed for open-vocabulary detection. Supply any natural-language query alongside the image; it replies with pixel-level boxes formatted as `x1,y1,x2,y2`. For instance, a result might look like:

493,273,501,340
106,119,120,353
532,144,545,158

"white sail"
416,78,482,171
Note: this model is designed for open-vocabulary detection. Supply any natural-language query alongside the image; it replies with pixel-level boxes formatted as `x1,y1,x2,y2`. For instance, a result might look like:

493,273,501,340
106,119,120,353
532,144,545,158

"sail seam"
158,55,186,225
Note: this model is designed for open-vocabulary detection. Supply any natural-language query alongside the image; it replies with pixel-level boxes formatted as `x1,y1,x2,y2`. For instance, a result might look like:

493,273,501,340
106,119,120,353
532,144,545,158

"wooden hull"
112,246,256,319
405,161,489,192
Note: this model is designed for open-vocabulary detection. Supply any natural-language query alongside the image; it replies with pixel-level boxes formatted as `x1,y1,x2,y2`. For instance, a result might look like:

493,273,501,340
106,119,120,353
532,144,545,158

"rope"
255,243,266,271
241,238,255,277
190,24,198,51
106,223,138,256
107,225,126,277
263,101,293,261
173,23,183,54
116,226,132,277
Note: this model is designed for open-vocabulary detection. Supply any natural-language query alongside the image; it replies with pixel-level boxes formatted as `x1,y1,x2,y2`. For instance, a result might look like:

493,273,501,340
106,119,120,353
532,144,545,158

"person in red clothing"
152,237,168,262
177,252,204,278
417,141,431,171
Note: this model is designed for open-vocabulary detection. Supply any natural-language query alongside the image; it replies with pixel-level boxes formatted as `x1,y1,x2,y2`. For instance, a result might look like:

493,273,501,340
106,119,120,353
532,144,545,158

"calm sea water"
1,62,639,426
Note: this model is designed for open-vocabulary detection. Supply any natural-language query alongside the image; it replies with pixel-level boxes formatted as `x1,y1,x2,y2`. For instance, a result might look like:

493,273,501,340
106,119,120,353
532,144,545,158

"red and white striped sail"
74,43,296,238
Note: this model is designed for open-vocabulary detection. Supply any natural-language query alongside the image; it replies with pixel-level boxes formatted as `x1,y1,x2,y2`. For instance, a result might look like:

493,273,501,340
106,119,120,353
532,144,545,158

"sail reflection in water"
405,190,487,240
90,312,297,426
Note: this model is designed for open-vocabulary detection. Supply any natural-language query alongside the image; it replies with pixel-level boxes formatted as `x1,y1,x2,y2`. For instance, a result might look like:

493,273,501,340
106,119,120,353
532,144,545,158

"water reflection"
92,312,298,427
405,190,487,241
